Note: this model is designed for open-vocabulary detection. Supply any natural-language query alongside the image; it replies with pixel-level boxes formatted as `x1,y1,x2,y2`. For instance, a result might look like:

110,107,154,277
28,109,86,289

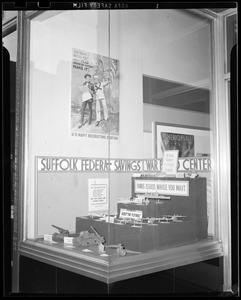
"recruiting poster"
71,48,119,140
160,132,194,157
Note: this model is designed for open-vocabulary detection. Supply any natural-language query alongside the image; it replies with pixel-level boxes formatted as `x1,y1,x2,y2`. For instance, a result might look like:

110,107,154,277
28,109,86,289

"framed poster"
152,122,210,159
152,122,213,236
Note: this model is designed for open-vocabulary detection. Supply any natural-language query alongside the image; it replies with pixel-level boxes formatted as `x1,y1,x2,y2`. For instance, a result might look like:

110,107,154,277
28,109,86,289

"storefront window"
26,10,111,242
16,8,227,283
108,9,215,251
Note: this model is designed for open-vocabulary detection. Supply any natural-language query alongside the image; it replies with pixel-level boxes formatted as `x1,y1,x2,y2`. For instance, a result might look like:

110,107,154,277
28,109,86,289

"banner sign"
36,156,212,173
178,157,212,172
135,180,189,196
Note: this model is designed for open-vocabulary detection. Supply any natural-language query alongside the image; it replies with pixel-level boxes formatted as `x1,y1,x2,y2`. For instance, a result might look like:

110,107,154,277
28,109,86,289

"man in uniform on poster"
93,75,110,126
78,73,95,128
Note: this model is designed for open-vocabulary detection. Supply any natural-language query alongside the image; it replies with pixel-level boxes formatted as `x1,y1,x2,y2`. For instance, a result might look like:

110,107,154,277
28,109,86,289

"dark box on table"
76,177,207,252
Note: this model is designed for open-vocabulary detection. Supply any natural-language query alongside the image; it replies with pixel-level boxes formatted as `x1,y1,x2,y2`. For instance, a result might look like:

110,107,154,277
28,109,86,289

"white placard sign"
88,178,108,211
44,234,53,242
135,180,189,196
64,237,74,244
119,209,143,220
162,150,179,174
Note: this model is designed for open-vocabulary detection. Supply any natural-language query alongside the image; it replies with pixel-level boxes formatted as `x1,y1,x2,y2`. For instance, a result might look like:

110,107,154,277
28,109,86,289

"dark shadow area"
230,44,238,294
143,75,210,113
2,46,12,296
19,256,225,296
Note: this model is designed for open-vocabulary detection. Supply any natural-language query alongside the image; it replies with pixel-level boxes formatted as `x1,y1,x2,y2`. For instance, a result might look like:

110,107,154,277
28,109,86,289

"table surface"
19,237,223,283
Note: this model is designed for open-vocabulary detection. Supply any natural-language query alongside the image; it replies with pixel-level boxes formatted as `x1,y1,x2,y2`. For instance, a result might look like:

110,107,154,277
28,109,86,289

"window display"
76,177,207,253
36,174,207,255
14,7,230,284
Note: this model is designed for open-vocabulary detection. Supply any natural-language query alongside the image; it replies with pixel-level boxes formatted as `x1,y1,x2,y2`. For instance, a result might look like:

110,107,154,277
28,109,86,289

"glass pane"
106,9,215,260
26,10,113,261
24,8,220,271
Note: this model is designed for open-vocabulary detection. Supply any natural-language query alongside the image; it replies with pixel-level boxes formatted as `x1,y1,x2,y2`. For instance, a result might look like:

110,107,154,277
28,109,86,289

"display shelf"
19,238,223,283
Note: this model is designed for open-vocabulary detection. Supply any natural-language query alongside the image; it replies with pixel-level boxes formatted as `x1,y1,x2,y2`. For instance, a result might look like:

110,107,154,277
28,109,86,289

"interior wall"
27,10,212,236
109,9,211,158
111,10,211,84
28,11,110,236
143,105,210,157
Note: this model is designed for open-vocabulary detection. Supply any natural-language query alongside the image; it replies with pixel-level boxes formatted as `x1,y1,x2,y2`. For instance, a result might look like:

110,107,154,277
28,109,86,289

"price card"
133,198,143,204
176,172,185,178
44,234,53,242
64,237,74,244
109,216,115,223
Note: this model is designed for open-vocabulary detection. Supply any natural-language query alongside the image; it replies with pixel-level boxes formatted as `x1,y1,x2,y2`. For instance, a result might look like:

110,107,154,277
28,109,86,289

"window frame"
11,8,235,292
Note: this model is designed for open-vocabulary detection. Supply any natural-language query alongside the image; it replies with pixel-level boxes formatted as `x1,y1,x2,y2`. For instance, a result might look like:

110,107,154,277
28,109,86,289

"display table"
19,238,223,284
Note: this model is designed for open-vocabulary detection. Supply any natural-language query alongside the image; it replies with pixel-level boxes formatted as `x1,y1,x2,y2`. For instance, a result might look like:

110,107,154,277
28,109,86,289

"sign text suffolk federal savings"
37,156,212,172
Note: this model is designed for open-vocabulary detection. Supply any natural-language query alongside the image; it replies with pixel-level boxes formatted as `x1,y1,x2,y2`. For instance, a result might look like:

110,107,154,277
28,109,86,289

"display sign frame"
153,122,210,159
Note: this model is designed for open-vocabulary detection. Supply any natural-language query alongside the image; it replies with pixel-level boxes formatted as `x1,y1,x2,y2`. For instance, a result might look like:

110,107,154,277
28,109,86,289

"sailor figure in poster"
93,75,110,126
78,73,95,128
